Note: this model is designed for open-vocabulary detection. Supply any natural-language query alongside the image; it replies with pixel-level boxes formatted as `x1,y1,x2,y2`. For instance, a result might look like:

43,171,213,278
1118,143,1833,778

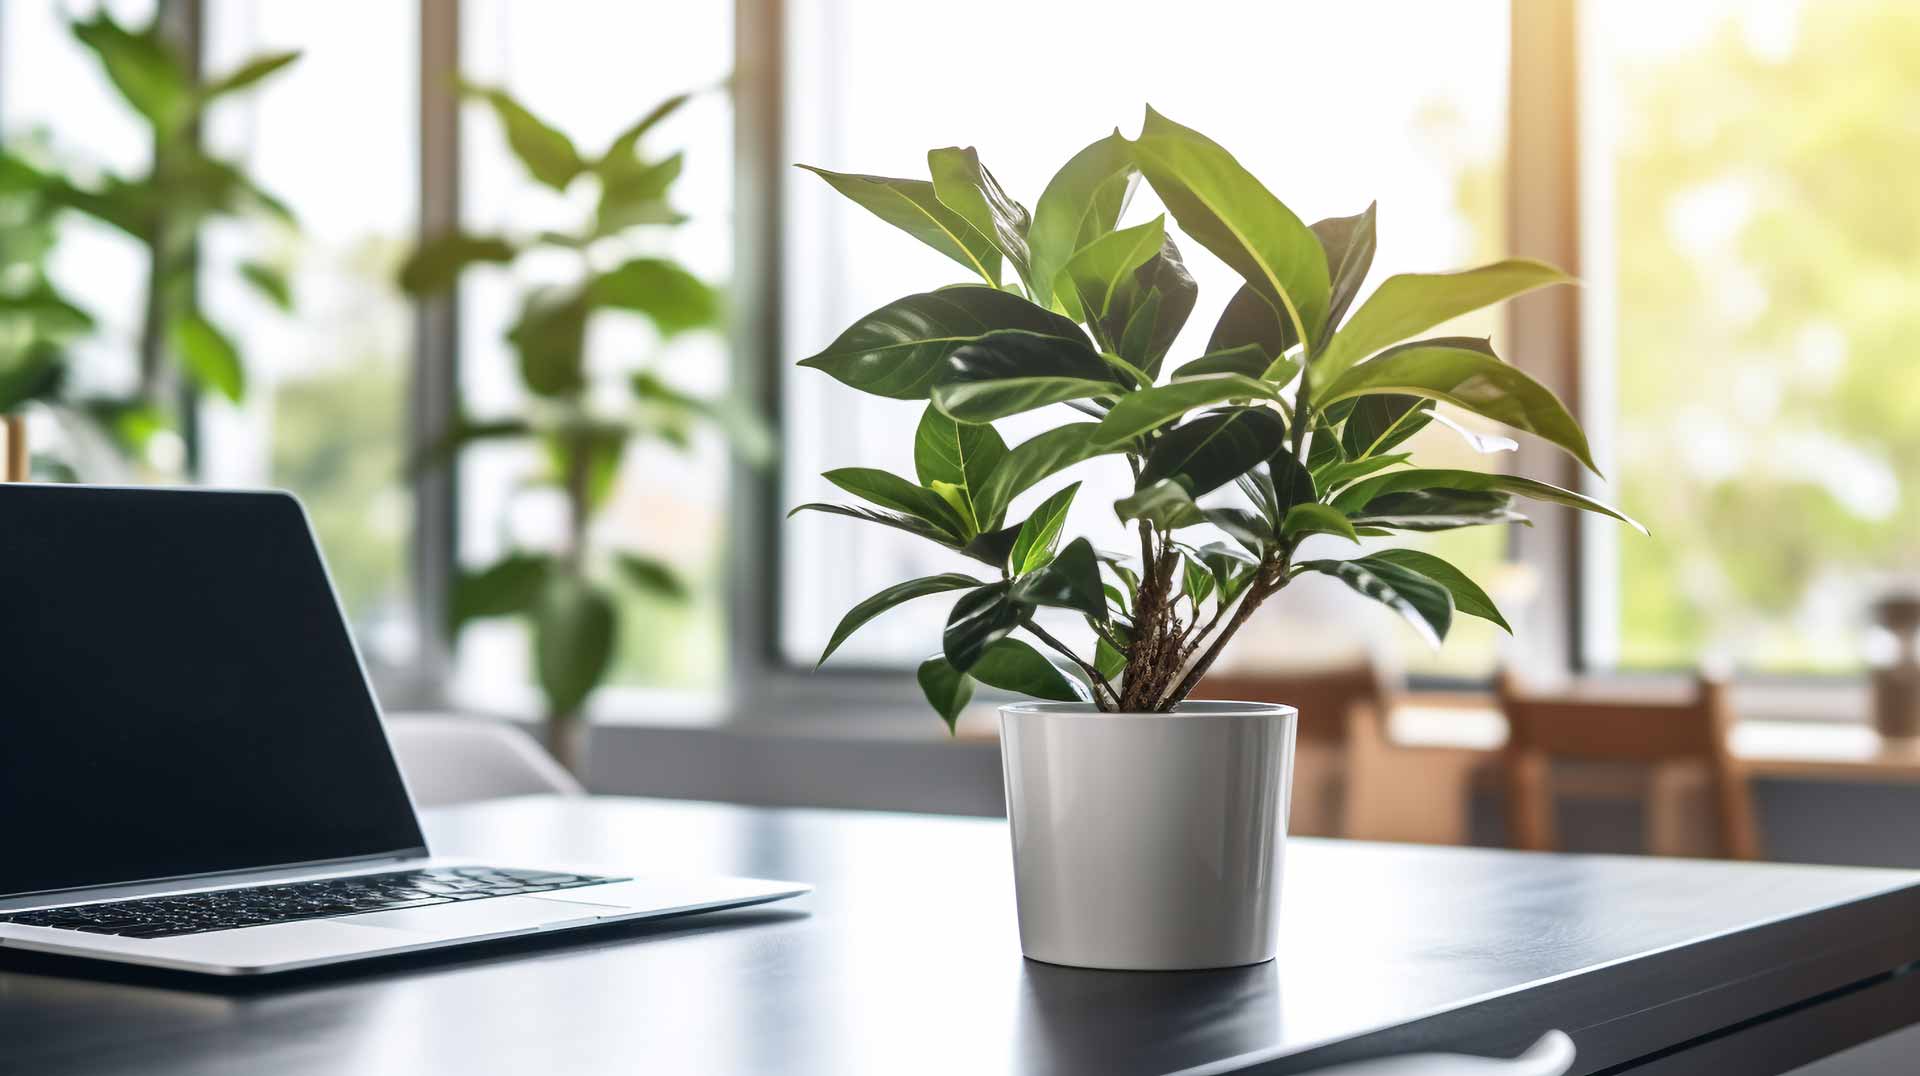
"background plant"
400,86,767,758
0,10,299,476
796,108,1643,726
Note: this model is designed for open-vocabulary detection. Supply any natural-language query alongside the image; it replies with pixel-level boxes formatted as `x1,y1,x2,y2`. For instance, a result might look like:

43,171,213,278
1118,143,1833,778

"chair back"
1495,672,1759,858
1194,661,1390,744
385,713,584,807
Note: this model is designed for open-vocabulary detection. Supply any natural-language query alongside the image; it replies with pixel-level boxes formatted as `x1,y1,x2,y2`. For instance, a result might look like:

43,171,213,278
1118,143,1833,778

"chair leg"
1503,751,1556,851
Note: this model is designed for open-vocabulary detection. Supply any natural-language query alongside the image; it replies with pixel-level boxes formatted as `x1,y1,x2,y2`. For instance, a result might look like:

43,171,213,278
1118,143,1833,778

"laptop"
0,485,808,975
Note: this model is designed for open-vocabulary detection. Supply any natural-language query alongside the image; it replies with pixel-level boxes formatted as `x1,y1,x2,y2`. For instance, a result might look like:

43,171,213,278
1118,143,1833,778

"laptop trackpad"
348,895,629,938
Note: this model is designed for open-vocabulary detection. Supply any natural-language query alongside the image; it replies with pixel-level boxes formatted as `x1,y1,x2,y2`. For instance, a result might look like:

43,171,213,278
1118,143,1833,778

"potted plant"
795,108,1642,970
399,87,768,774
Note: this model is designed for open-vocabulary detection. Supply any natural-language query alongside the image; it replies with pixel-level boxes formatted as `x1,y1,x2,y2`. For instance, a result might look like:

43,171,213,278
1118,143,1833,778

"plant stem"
1023,618,1118,710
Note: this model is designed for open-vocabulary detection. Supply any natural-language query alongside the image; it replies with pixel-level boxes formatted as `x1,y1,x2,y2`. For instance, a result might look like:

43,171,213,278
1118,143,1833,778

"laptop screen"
0,486,426,898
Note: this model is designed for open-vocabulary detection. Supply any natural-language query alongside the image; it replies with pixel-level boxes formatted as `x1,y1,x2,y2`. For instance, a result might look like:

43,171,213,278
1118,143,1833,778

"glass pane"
452,0,734,718
1582,1,1920,673
782,0,1513,677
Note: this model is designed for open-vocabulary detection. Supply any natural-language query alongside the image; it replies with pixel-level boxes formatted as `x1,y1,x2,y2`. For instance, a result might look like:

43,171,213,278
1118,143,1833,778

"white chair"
384,714,584,807
1309,1032,1575,1075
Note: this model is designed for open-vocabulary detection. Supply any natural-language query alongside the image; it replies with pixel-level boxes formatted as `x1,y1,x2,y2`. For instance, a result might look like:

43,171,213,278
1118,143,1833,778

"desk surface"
5,796,1919,1076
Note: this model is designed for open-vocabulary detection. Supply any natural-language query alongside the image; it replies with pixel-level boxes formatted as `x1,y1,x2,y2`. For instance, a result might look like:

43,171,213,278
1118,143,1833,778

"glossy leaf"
1028,131,1136,313
961,521,1026,569
1125,239,1198,379
1113,479,1207,530
1340,394,1433,459
587,258,717,335
1332,468,1644,532
823,467,969,538
1347,489,1527,531
970,638,1090,703
800,286,1086,400
1131,107,1330,350
1299,555,1453,648
943,581,1026,673
168,311,244,403
1313,203,1378,333
1315,259,1573,385
1182,556,1217,605
1138,408,1288,497
1012,537,1106,620
1094,634,1128,682
973,422,1106,528
449,553,550,633
1208,284,1295,364
912,404,1008,529
929,147,1032,289
788,502,963,550
398,234,518,294
467,85,584,191
1008,482,1079,574
1058,215,1164,335
533,574,618,717
1205,507,1275,552
1268,450,1317,514
1315,452,1412,494
1368,549,1510,632
1430,410,1520,455
799,165,1001,284
916,655,976,733
1170,343,1270,382
1317,337,1599,473
1281,503,1359,543
1091,374,1280,447
819,573,984,666
934,330,1120,423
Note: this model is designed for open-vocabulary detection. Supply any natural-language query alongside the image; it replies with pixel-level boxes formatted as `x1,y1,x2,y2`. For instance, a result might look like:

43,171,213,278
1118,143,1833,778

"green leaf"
0,284,94,334
1313,203,1378,333
235,261,292,312
533,574,618,717
1057,215,1164,333
1122,239,1197,378
1340,394,1434,459
1138,408,1288,498
1429,411,1521,455
396,233,517,295
1317,337,1599,473
789,502,965,551
929,147,1032,290
1182,556,1217,605
799,286,1086,400
1131,106,1331,351
0,345,64,413
450,553,550,633
1208,283,1295,365
933,330,1120,423
1094,634,1128,682
1367,549,1510,632
913,404,1007,529
507,292,589,397
71,15,191,133
1331,468,1645,532
587,258,717,334
819,573,984,666
970,638,1090,703
973,422,1107,529
823,467,969,538
201,50,300,100
1090,374,1280,447
1007,482,1079,575
798,164,1001,284
1281,503,1359,543
1113,479,1207,530
1027,131,1136,314
1197,541,1257,591
1299,555,1453,648
467,85,584,191
600,93,690,166
1315,258,1573,386
1205,507,1276,552
916,655,975,733
944,581,1026,673
630,371,773,465
592,151,686,236
615,553,689,601
1348,489,1527,531
168,311,245,402
1316,452,1412,493
1013,537,1106,620
1267,449,1318,514
1170,343,1270,382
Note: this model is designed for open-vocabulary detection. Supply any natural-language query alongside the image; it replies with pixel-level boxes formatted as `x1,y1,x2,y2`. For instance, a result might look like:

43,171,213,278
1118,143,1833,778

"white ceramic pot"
999,700,1297,970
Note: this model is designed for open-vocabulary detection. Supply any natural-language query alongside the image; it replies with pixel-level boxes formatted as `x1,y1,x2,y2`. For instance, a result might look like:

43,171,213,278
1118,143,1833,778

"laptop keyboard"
0,866,625,939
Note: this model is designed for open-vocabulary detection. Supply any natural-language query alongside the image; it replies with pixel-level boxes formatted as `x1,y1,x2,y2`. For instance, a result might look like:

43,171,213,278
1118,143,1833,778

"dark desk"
5,796,1920,1075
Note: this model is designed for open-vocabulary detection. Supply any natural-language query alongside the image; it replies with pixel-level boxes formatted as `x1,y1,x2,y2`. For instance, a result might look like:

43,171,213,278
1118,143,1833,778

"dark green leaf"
1268,450,1317,514
819,573,983,666
410,417,534,473
1139,408,1288,497
788,502,963,550
970,638,1089,703
201,50,300,99
1368,548,1510,632
1340,394,1434,459
916,655,975,733
1313,203,1378,333
1170,343,1269,382
615,553,689,601
1058,215,1163,336
799,286,1086,400
1300,555,1453,648
1317,337,1599,473
1331,468,1645,532
1131,107,1331,350
0,345,64,412
1281,503,1359,542
1197,541,1257,591
1348,489,1527,531
1208,284,1295,363
533,574,618,717
239,261,293,311
450,553,550,633
929,146,1032,290
1315,258,1573,386
973,422,1106,529
587,258,717,334
1182,556,1217,605
944,581,1026,673
168,311,244,402
467,85,584,191
1204,507,1275,552
1122,238,1197,378
1315,452,1411,494
933,329,1119,423
0,284,94,334
1091,374,1280,447
1028,131,1136,313
1008,482,1079,575
1012,537,1105,620
822,467,968,538
1113,479,1207,530
71,15,191,132
397,233,517,295
961,521,1025,568
798,165,1001,284
507,292,589,397
913,404,1007,529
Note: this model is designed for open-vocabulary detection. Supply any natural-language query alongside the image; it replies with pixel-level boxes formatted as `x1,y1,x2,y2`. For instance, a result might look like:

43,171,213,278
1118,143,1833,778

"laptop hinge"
0,848,432,913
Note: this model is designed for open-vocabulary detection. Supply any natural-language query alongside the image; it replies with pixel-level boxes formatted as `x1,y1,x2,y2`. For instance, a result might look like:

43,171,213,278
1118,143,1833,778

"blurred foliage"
1605,2,1920,669
0,10,298,472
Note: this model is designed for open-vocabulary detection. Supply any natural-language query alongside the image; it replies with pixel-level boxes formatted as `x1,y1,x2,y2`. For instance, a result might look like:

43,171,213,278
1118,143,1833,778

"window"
1580,0,1920,673
780,0,1514,679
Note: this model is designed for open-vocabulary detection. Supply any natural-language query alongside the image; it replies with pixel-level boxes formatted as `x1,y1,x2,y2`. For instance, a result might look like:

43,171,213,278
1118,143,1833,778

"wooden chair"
1495,671,1761,859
